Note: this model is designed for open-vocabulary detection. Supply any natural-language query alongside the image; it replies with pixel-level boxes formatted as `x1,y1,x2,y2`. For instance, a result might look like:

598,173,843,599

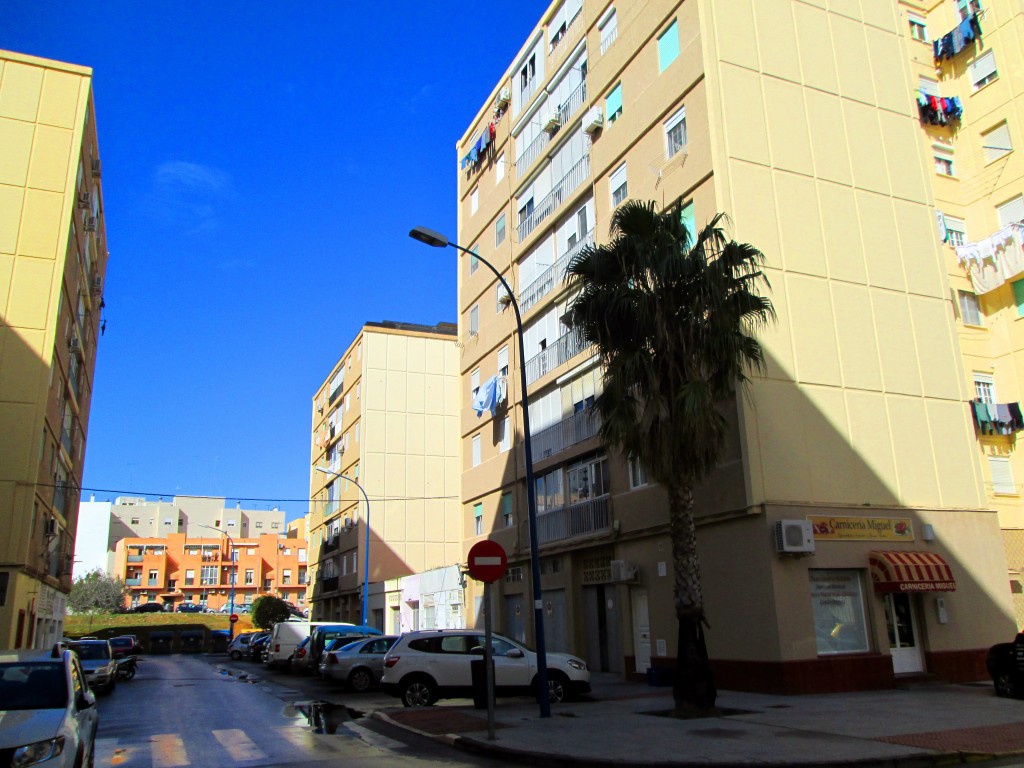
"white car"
381,629,590,707
0,646,99,768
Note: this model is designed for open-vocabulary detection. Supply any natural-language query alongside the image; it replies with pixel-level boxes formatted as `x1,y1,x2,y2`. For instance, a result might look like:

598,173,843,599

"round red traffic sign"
467,540,508,583
229,614,239,623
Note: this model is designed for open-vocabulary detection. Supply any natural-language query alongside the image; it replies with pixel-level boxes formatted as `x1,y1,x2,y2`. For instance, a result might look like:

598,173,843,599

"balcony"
556,81,586,127
321,576,339,593
532,407,601,461
525,329,589,385
124,577,141,586
127,555,143,563
147,578,159,587
322,536,339,554
519,229,594,313
518,154,590,242
537,494,611,545
325,500,339,517
515,131,551,179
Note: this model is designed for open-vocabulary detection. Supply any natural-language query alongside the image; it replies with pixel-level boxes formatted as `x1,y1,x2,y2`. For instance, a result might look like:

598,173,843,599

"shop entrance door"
884,593,923,674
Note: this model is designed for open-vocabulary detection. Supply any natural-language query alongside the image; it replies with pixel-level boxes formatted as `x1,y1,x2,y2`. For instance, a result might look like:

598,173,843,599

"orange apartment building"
112,533,308,612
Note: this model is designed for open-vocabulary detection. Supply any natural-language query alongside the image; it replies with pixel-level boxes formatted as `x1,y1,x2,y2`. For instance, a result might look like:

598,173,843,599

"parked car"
176,602,204,613
381,629,590,707
987,631,1024,698
227,632,257,660
67,639,118,696
131,602,167,613
0,646,99,768
108,636,138,660
321,635,398,691
247,632,271,661
303,624,382,674
288,637,312,673
217,603,251,614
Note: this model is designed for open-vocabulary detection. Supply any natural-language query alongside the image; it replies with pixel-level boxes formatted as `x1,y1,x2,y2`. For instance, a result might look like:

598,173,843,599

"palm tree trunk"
667,483,717,711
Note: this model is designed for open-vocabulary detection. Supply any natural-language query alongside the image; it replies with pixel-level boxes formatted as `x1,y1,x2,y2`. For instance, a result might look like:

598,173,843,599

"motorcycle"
116,655,138,680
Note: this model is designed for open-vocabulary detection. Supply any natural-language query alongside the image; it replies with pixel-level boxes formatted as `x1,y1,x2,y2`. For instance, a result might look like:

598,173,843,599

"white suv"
381,629,590,707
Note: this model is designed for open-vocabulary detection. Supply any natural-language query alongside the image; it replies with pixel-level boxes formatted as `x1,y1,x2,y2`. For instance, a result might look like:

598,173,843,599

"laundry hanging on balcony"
933,13,981,61
472,374,501,417
969,400,1024,435
916,92,962,125
955,223,1024,295
460,122,497,171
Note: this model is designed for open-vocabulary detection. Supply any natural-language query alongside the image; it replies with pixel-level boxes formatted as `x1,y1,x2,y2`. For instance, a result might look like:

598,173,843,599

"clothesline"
955,222,1024,295
916,91,962,126
970,400,1024,436
933,12,981,61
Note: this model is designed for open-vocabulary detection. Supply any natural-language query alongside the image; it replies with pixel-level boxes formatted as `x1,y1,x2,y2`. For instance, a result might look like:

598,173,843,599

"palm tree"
566,200,774,711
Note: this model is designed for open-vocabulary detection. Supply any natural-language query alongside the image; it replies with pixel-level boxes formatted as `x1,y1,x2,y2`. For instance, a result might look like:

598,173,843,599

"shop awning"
868,551,956,593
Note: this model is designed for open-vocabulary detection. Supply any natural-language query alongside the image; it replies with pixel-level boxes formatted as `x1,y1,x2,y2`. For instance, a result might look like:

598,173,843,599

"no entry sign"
229,614,239,623
467,540,508,583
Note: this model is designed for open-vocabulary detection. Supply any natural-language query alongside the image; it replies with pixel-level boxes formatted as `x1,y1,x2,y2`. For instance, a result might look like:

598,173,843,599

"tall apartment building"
107,495,286,540
0,50,109,649
906,1,1024,627
112,533,308,612
308,321,462,625
454,0,1018,694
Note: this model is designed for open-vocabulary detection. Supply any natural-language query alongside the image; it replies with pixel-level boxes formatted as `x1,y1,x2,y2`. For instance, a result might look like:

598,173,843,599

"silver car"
0,647,99,768
68,639,117,695
320,635,398,691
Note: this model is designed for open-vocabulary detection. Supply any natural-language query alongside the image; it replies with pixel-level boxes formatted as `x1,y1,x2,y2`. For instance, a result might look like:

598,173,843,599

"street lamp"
409,225,551,719
315,466,371,627
196,523,236,640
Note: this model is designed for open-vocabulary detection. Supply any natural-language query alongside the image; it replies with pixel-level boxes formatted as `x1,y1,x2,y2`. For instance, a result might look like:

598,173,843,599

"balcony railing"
601,25,619,55
525,328,588,385
322,536,339,554
532,407,601,461
557,80,586,127
518,154,590,242
537,494,611,544
519,229,594,313
127,555,143,563
321,576,339,593
124,577,141,586
515,131,551,179
147,578,159,587
550,8,582,55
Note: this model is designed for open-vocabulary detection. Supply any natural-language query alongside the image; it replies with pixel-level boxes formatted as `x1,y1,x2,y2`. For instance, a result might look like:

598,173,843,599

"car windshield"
109,639,132,648
0,662,67,710
71,643,109,660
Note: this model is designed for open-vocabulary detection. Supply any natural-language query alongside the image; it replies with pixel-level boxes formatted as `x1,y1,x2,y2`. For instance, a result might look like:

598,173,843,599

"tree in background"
251,595,291,630
68,570,128,630
567,201,775,712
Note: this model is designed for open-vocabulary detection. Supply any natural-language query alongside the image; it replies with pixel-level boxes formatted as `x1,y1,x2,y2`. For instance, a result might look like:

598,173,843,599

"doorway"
884,593,924,674
631,588,651,674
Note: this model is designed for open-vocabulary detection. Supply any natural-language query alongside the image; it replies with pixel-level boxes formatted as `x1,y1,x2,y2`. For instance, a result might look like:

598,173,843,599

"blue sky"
4,2,551,521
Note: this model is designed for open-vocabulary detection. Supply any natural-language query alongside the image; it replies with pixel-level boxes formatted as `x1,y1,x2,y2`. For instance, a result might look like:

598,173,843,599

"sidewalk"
373,673,1024,767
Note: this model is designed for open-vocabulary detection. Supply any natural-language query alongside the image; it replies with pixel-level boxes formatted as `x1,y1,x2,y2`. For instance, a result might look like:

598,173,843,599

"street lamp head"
409,226,449,249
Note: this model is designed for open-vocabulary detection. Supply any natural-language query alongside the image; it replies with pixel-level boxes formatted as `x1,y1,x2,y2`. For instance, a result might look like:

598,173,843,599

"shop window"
809,570,870,655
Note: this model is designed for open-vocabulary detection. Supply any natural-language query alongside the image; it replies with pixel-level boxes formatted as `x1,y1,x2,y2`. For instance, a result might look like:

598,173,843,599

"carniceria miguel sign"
808,516,914,541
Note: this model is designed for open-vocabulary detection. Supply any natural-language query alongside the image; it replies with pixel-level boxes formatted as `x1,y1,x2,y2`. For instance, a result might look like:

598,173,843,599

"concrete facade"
453,0,1019,693
308,321,463,625
0,50,109,649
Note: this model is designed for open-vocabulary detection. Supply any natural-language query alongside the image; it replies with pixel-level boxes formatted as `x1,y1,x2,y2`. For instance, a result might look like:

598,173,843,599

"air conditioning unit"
774,520,815,555
496,87,511,107
343,518,355,531
92,275,102,293
91,158,102,177
84,216,97,232
543,112,561,133
77,192,90,209
609,559,638,582
583,107,604,135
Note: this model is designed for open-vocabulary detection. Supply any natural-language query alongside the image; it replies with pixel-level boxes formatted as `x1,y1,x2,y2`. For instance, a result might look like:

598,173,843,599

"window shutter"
918,78,940,96
658,20,680,72
970,50,997,85
606,83,622,119
681,201,696,241
997,195,1024,227
1013,280,1024,317
609,163,626,191
989,456,1016,494
983,122,1012,163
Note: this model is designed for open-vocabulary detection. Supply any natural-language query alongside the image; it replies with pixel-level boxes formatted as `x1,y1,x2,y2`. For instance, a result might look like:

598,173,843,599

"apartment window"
282,569,292,585
498,346,509,378
975,374,996,404
495,214,506,247
248,547,256,554
629,455,649,488
606,83,623,123
599,8,618,54
658,19,680,72
934,147,955,176
245,569,254,585
535,467,565,513
184,570,195,586
163,520,172,526
130,517,139,525
989,456,1016,495
255,521,263,529
944,215,966,247
471,186,479,214
469,304,480,335
908,13,928,41
344,392,350,412
1013,281,1024,317
983,122,1012,163
356,383,361,400
272,522,280,529
496,153,505,182
998,196,1024,227
610,163,628,207
665,107,687,158
200,566,217,586
519,52,537,104
471,368,481,399
227,519,236,527
958,290,982,326
470,244,479,275
567,454,609,504
264,578,272,589
969,50,998,90
474,503,484,536
501,492,514,528
499,417,511,453
472,434,482,466
957,0,981,19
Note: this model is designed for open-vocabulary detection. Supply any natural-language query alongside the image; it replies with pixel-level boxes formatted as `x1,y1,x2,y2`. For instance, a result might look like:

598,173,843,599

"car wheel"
401,676,436,707
994,671,1021,698
230,650,242,660
349,668,372,693
542,672,569,704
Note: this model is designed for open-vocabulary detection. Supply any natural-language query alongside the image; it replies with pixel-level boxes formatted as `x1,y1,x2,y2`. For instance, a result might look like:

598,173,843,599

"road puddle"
284,700,361,734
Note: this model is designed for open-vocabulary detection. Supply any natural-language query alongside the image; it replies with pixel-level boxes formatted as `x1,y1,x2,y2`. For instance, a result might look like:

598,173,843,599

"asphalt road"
92,653,507,768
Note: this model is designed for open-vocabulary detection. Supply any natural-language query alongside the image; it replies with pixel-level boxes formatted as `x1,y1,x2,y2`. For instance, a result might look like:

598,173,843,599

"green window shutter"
1013,280,1024,317
681,201,695,242
606,83,622,121
473,503,483,518
658,20,679,72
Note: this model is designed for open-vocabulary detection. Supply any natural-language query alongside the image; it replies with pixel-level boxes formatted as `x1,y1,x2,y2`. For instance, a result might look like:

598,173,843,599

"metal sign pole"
484,579,495,740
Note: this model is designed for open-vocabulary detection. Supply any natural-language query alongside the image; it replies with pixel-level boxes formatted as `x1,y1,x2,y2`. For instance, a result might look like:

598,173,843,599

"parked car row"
130,601,258,613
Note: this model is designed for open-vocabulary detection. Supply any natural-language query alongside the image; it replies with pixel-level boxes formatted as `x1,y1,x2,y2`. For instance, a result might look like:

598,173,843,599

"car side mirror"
78,690,96,710
506,649,524,658
470,646,484,655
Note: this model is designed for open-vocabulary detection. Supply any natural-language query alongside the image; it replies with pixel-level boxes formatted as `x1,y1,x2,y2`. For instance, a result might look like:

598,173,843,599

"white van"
266,621,339,668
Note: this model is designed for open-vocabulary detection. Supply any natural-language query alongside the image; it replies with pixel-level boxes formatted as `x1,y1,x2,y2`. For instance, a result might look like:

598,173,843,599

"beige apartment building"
0,50,109,649
308,321,463,625
107,495,287,541
453,0,1019,694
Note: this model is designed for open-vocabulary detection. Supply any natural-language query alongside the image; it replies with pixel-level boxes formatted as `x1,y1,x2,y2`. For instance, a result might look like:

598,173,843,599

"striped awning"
868,551,956,593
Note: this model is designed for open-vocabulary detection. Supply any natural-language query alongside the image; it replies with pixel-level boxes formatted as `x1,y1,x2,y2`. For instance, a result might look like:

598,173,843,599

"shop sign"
809,516,914,541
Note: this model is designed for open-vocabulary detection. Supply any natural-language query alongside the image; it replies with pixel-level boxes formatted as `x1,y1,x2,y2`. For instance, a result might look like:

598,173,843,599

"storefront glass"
809,569,870,655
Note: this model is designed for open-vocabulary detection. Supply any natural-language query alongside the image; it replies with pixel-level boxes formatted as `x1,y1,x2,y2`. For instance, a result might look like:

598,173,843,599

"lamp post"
196,523,236,640
315,466,371,627
409,225,550,719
